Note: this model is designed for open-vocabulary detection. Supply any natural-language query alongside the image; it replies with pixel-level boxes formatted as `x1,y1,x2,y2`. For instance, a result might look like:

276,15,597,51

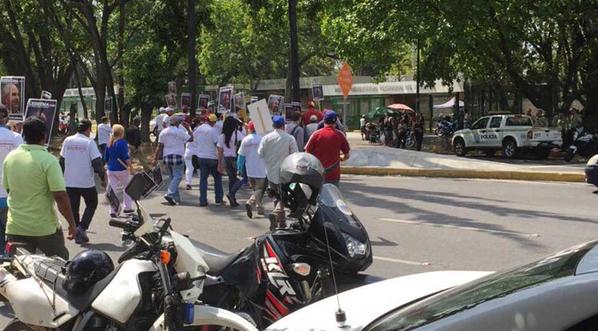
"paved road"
1,175,596,325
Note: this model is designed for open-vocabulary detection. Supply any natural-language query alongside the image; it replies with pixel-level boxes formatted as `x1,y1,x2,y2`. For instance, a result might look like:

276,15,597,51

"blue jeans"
225,157,243,199
166,162,185,202
198,158,223,205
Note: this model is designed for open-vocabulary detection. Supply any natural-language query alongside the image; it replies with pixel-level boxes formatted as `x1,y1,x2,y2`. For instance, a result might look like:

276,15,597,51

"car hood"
266,270,492,331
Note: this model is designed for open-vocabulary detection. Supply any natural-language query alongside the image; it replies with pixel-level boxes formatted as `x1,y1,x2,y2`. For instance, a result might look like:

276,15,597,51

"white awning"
433,97,464,109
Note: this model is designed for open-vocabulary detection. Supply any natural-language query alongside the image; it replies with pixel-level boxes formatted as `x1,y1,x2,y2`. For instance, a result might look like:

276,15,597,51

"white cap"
159,107,166,113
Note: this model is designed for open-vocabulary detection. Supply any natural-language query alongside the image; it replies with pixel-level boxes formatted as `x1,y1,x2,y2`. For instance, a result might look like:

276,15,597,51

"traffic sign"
337,62,353,99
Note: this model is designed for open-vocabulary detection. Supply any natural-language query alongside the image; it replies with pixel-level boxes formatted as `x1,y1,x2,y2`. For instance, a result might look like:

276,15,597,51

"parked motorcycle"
196,153,374,328
0,173,257,331
435,118,457,138
564,126,598,162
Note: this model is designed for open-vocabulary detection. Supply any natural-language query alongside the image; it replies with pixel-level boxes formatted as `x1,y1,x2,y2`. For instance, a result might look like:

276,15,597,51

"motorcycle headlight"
342,233,367,258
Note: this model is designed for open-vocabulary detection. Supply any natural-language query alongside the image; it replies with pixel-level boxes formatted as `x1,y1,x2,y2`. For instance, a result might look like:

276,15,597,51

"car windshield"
367,242,596,331
505,116,532,126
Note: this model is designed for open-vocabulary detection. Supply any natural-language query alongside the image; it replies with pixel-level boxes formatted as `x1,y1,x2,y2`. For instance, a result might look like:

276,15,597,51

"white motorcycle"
0,173,258,331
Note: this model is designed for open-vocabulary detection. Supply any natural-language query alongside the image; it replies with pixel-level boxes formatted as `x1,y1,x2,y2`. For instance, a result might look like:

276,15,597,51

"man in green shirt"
3,117,76,259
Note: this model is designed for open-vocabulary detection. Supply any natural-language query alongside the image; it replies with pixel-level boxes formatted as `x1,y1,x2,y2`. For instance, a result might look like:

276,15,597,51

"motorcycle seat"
34,258,120,311
195,242,241,276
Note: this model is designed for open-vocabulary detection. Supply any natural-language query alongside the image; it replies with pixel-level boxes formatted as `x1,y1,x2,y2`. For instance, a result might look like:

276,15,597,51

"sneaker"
79,230,90,243
74,229,84,244
215,200,226,206
164,196,177,206
257,207,265,216
110,213,118,218
186,185,192,190
245,203,253,219
123,209,135,214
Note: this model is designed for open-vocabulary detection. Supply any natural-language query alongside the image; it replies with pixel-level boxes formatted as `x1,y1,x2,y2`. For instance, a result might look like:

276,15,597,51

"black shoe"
164,196,176,206
75,229,84,244
245,203,253,219
199,202,209,207
226,194,239,208
80,230,90,243
186,185,192,190
110,213,118,218
123,209,135,214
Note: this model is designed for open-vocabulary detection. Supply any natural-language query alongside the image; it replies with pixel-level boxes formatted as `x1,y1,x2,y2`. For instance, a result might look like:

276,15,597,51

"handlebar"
109,219,130,229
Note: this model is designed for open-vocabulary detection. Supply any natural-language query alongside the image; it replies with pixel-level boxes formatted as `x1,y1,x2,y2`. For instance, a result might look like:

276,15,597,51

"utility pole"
188,0,197,117
118,0,126,125
416,38,420,114
288,0,300,102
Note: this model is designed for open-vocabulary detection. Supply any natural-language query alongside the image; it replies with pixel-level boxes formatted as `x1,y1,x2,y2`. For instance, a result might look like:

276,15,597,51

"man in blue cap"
305,110,350,186
258,115,298,230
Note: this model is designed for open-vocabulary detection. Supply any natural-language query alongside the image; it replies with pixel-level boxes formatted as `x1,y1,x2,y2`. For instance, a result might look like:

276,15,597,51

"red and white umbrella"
386,103,414,112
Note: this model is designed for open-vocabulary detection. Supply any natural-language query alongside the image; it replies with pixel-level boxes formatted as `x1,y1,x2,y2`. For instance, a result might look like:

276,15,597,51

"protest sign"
218,86,233,114
40,91,52,100
181,93,191,109
165,93,177,109
142,172,158,198
149,166,163,188
234,92,245,110
267,95,284,115
24,98,57,144
284,104,294,121
198,95,210,110
247,99,272,135
104,97,113,114
1,76,25,120
312,84,324,101
291,101,302,114
105,186,120,213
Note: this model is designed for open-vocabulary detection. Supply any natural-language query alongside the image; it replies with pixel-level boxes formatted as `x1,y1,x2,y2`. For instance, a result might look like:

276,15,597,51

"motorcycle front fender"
149,304,258,331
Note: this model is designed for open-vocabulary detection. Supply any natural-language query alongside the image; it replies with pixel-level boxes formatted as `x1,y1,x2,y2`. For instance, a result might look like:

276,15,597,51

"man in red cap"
302,101,323,126
305,111,350,186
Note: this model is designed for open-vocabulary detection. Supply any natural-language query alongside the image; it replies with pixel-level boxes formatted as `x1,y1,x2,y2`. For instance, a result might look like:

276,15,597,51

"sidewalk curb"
342,167,586,183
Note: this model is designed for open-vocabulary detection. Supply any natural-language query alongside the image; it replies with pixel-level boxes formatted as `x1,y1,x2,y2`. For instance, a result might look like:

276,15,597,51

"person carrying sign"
60,119,106,244
104,124,134,217
305,111,350,187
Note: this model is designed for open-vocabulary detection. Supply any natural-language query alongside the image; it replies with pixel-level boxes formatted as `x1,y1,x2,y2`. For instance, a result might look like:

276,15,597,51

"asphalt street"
0,175,597,326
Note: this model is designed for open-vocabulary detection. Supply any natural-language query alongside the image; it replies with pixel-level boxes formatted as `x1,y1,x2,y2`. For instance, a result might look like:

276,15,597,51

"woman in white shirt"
217,116,245,207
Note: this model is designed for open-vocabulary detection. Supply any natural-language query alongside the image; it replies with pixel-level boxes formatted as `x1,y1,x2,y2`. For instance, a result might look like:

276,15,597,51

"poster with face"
312,84,323,101
234,92,245,111
267,95,284,115
247,99,273,135
198,94,210,110
168,81,177,94
104,97,113,114
24,98,57,145
181,93,191,109
1,76,26,120
218,86,233,114
291,101,302,114
165,93,177,108
40,91,52,100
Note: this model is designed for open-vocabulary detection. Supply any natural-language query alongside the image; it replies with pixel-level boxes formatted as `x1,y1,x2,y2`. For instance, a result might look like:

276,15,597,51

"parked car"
268,241,598,331
451,114,562,159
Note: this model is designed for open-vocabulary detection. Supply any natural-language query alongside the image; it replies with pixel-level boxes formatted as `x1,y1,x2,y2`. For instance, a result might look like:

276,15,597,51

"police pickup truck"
452,114,562,159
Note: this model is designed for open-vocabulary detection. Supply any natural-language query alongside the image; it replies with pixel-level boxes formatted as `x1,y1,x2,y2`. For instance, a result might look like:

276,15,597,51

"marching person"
258,115,298,230
125,117,142,154
286,111,305,152
305,115,319,140
104,124,134,217
217,116,245,208
4,117,76,259
0,105,22,253
305,111,350,187
413,112,425,151
238,121,267,218
153,115,193,206
60,119,106,244
97,116,112,155
195,114,224,206
302,101,323,126
153,107,167,138
183,117,202,190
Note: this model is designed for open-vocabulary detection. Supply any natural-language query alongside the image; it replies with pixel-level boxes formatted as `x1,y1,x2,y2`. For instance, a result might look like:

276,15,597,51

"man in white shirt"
97,116,112,155
0,105,22,253
153,107,166,137
194,114,223,206
162,107,175,128
257,115,298,230
237,121,266,218
154,115,192,205
59,119,106,244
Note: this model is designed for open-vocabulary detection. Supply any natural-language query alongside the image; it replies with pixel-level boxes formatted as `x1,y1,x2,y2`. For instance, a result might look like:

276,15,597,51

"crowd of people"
364,112,425,150
0,98,352,259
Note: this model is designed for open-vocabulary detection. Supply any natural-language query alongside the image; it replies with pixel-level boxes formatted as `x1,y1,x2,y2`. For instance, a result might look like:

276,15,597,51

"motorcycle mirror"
125,173,148,201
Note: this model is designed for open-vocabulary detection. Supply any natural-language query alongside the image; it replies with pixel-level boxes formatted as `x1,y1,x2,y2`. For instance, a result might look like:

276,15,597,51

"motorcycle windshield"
318,184,359,226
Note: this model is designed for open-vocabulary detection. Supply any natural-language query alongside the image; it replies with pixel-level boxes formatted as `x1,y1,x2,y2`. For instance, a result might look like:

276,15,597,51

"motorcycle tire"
3,320,38,331
404,134,416,149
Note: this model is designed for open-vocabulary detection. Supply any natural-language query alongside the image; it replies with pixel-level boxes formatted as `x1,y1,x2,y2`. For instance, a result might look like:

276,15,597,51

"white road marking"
374,256,431,266
379,218,540,238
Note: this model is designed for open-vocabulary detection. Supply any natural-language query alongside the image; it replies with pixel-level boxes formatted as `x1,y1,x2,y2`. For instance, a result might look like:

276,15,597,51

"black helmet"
63,250,114,294
279,153,325,213
586,155,598,188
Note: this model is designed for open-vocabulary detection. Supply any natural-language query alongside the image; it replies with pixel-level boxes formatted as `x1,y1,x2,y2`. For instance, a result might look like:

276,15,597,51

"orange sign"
337,62,353,99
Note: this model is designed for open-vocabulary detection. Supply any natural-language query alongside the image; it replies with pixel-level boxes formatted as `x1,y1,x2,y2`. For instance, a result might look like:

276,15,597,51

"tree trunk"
188,0,198,117
287,0,300,102
140,102,152,143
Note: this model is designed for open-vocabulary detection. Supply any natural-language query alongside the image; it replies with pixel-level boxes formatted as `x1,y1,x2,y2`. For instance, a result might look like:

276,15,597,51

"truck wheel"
453,138,467,156
503,139,518,159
